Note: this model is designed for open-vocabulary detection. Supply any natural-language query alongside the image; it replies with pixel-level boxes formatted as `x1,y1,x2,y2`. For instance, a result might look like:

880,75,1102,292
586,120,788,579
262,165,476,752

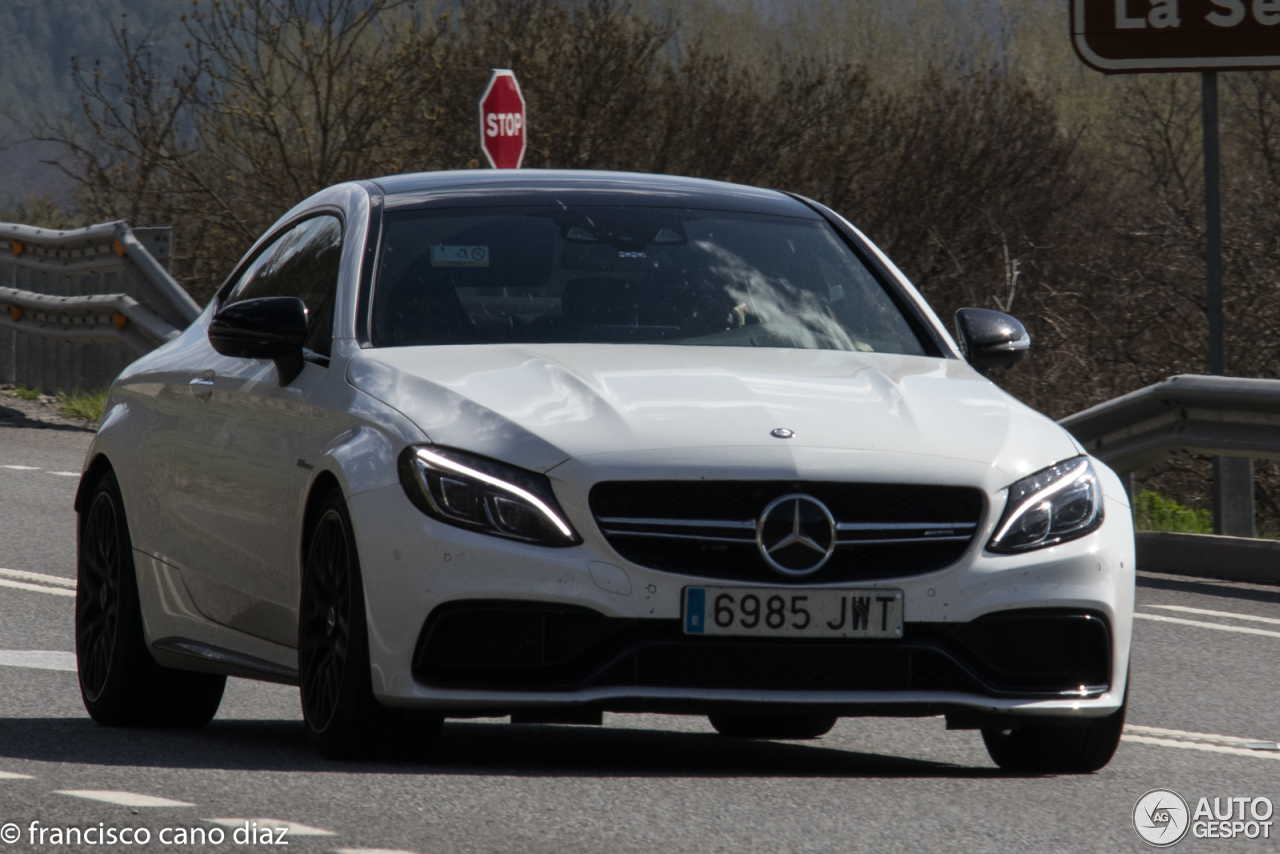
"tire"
981,691,1127,774
76,470,226,727
709,713,838,740
299,489,442,760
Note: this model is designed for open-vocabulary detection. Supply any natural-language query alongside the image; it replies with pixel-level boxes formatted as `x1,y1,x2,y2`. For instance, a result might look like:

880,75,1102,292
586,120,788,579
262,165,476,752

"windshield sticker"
432,245,489,267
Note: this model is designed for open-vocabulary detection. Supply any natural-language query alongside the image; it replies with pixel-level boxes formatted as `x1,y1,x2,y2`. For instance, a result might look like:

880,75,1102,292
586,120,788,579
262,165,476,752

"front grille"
600,643,980,693
412,602,1111,698
589,480,984,583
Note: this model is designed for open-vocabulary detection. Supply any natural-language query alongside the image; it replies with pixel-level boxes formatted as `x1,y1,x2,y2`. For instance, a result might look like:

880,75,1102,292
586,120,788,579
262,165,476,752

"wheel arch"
301,470,345,579
74,454,116,516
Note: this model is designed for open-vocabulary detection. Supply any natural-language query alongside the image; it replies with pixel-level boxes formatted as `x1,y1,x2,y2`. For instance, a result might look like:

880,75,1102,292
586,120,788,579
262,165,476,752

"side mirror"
954,307,1030,376
209,296,308,386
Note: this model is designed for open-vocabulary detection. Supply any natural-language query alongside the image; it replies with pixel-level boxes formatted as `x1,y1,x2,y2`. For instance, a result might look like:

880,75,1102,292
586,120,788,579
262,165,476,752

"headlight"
397,445,581,547
987,457,1104,553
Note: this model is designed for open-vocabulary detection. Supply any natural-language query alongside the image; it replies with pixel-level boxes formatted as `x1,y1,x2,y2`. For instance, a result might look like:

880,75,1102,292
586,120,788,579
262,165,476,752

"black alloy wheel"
708,713,838,740
76,470,226,726
77,486,122,703
299,502,354,735
299,489,442,759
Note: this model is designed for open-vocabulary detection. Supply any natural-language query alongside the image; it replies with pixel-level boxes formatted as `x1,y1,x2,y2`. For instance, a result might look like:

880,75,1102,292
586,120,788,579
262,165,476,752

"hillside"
0,0,181,205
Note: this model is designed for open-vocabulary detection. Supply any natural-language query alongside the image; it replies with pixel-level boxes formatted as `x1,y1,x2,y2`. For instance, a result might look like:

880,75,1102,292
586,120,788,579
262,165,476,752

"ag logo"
755,494,836,577
1134,788,1190,847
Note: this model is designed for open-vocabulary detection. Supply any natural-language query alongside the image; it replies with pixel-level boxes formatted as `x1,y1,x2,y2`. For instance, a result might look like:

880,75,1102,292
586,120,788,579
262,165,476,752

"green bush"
1134,489,1213,534
57,387,109,423
5,384,42,401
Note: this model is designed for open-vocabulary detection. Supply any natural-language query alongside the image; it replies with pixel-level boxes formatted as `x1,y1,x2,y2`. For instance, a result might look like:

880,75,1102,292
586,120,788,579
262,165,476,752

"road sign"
1070,1,1274,534
478,69,526,169
1072,0,1280,72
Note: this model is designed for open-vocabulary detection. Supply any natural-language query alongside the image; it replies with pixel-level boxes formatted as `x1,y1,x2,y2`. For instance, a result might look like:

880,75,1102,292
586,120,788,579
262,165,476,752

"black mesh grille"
589,480,985,583
949,609,1112,692
609,644,979,693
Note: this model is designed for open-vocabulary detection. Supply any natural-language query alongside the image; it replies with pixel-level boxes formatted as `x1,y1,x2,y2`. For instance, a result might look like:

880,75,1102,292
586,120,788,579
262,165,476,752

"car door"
165,214,345,648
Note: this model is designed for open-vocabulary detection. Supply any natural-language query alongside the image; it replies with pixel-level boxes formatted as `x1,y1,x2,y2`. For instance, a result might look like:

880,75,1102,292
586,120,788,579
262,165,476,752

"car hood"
347,344,1080,479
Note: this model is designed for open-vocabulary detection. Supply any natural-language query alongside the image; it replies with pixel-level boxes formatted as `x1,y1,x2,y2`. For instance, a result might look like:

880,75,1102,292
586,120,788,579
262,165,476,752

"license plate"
683,586,903,638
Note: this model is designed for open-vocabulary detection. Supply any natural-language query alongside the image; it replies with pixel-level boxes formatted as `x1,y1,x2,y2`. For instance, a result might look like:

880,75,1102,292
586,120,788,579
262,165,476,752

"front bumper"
350,457,1135,720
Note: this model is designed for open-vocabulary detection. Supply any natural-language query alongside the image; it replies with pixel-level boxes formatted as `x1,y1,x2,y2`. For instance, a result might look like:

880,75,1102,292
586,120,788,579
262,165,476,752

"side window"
226,215,343,357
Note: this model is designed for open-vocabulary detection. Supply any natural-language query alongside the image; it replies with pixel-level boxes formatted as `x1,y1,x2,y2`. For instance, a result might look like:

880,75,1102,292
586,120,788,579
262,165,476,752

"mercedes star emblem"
756,493,837,576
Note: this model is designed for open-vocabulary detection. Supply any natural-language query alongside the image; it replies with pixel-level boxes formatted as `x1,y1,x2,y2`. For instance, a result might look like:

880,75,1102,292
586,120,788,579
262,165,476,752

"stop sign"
478,69,526,169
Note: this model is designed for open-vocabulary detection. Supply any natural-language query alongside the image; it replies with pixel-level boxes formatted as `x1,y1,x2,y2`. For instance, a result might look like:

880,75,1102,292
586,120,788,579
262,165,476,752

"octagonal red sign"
478,69,526,169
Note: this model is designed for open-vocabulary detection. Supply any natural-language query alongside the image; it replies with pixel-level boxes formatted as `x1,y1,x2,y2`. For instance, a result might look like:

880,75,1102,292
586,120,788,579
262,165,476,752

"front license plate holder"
683,586,903,638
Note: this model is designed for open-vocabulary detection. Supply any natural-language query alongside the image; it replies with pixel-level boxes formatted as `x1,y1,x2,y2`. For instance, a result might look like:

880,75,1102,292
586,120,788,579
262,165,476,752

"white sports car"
75,170,1134,771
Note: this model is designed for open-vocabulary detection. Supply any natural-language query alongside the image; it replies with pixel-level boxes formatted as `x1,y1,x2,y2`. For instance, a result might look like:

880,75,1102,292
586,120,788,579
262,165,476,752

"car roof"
369,169,821,218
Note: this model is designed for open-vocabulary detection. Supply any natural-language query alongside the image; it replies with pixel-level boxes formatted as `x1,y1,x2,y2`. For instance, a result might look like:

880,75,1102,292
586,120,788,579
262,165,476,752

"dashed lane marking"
0,771,34,780
0,568,76,588
1124,735,1280,760
0,569,76,598
0,465,80,477
56,791,195,807
0,578,76,598
1127,724,1280,749
206,819,335,836
1146,603,1280,626
1124,725,1280,759
0,651,76,672
1134,612,1280,639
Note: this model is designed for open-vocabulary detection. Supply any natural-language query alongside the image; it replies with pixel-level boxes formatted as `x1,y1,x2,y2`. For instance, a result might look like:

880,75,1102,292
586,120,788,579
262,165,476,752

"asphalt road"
2,421,1279,853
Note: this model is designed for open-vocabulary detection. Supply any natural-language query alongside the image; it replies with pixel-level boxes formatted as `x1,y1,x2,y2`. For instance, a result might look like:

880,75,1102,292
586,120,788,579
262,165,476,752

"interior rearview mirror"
954,307,1030,376
208,296,308,386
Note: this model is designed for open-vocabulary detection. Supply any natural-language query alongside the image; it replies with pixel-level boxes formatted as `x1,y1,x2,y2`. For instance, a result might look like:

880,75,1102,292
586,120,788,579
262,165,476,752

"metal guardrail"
0,287,180,353
1060,374,1280,474
0,220,200,392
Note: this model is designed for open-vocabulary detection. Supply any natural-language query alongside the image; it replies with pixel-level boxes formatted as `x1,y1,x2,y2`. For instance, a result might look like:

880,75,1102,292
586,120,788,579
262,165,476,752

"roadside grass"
56,386,108,423
1134,489,1213,535
5,384,42,401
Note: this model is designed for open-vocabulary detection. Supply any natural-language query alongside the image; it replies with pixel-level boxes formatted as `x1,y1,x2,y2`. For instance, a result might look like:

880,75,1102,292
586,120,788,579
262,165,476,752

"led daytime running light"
413,448,575,540
991,458,1092,545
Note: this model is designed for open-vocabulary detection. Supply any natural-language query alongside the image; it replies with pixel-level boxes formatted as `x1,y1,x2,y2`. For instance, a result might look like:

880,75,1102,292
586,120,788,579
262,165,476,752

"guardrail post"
1214,457,1255,537
1120,472,1136,521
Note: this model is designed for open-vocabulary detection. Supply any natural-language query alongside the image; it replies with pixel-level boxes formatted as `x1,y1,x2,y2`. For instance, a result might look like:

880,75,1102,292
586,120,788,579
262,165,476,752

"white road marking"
0,651,76,672
0,466,79,477
1146,604,1280,626
0,770,34,780
0,578,76,598
206,819,334,836
1127,724,1277,747
0,568,76,588
1123,734,1280,760
1134,612,1280,639
57,791,195,807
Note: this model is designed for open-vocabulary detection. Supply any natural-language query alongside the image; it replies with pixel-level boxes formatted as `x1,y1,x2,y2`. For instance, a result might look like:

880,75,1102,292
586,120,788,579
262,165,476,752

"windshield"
371,206,926,354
